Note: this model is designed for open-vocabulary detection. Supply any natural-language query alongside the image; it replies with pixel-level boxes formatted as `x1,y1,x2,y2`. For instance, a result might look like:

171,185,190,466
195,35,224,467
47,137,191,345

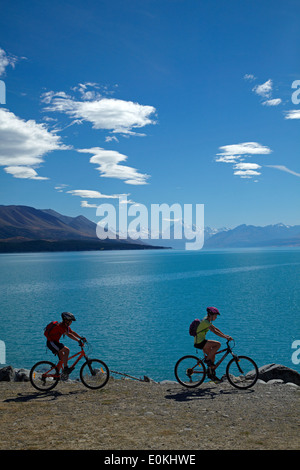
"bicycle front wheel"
80,359,110,389
30,361,60,392
174,355,206,388
226,355,258,389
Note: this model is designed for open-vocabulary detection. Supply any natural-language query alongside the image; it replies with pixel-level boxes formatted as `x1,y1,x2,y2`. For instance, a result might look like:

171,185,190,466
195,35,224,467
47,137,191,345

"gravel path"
0,378,299,450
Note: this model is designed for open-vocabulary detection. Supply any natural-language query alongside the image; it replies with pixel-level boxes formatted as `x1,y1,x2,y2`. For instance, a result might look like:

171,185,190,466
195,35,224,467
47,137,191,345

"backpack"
44,321,59,339
189,319,200,337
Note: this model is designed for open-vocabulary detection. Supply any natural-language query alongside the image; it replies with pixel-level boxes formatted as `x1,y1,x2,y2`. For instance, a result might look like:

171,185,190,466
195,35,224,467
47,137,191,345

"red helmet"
207,306,220,316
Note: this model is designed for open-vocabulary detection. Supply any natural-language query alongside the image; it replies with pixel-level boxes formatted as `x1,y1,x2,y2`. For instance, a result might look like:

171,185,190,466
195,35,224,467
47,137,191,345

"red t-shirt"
47,322,73,342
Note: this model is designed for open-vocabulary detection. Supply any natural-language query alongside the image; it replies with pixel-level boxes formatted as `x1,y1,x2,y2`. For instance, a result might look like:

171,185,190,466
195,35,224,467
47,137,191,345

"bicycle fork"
232,354,244,374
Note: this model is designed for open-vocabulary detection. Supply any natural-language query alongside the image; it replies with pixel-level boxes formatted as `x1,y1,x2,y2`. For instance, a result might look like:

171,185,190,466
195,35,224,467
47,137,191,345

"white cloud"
4,166,48,180
42,88,156,136
265,165,300,178
233,169,261,178
217,142,272,158
80,201,98,208
262,98,282,106
67,189,123,199
0,47,18,76
233,170,261,178
284,109,300,119
216,142,271,179
0,108,64,179
243,74,256,81
252,79,273,98
234,163,262,170
215,155,239,163
77,147,150,185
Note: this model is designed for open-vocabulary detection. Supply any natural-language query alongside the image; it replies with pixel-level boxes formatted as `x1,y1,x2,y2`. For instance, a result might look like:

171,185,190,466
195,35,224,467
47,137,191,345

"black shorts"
47,340,64,355
194,339,207,350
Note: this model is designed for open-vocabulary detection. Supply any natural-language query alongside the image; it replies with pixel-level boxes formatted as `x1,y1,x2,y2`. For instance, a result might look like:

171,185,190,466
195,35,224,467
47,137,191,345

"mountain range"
0,205,299,252
0,205,162,253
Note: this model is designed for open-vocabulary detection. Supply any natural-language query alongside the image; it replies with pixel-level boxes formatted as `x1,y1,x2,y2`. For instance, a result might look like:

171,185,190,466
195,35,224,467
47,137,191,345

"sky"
0,0,299,230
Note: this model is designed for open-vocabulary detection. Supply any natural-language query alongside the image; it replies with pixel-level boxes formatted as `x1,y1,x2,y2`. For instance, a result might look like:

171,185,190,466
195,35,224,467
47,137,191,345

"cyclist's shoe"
204,359,215,367
61,367,73,380
207,367,214,379
207,367,222,383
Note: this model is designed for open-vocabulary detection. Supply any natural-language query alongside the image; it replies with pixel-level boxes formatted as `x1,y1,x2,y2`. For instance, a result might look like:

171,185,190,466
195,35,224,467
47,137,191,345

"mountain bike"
30,340,110,392
174,340,258,390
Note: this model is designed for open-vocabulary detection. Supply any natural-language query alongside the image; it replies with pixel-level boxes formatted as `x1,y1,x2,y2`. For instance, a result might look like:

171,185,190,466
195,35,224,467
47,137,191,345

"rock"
0,366,14,381
267,379,284,385
257,364,300,386
14,368,30,382
0,366,30,382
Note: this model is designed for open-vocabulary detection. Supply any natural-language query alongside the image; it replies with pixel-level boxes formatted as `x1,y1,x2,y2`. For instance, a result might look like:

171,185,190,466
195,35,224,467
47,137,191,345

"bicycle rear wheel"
226,355,258,389
30,361,60,392
80,359,110,389
174,355,206,388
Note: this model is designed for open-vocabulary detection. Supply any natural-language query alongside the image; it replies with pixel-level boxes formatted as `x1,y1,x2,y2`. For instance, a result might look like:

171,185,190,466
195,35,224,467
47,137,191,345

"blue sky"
0,0,299,229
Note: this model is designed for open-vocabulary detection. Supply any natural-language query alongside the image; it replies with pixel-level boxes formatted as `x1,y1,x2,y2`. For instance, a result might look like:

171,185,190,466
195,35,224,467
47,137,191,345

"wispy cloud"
42,85,157,137
262,98,282,106
0,108,64,179
66,189,123,199
0,47,19,76
215,142,271,179
243,74,256,81
4,166,48,180
217,142,272,160
77,147,150,185
284,109,300,119
246,76,282,107
252,79,273,98
265,165,300,178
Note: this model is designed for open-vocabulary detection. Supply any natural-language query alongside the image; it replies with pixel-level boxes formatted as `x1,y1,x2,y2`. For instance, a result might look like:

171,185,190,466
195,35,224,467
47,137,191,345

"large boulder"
258,364,300,385
0,365,14,381
0,366,30,382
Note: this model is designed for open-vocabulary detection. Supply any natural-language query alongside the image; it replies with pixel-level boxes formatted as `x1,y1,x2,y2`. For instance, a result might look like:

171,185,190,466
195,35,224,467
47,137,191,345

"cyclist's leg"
47,341,69,368
58,346,70,369
202,340,221,366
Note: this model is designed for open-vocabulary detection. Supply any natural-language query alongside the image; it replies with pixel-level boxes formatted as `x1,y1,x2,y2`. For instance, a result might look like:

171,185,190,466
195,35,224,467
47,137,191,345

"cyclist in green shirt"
195,307,233,380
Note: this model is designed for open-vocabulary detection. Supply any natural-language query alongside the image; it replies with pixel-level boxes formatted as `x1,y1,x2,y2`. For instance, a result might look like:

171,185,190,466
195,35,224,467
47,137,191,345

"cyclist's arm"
66,330,82,341
209,324,232,340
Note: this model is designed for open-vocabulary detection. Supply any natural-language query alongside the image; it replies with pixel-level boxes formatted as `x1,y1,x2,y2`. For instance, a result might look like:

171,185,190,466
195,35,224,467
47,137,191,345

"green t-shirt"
194,318,211,345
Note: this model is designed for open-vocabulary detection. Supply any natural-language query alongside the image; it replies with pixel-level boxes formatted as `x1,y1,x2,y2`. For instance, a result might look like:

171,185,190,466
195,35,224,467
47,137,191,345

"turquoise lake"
0,248,299,382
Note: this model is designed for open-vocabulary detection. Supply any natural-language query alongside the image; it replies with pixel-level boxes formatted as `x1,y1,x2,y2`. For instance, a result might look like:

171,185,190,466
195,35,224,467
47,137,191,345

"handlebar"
78,337,87,348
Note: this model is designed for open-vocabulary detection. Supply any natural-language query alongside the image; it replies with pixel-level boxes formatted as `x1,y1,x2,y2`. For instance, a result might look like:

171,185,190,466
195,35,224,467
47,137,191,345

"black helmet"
61,311,76,322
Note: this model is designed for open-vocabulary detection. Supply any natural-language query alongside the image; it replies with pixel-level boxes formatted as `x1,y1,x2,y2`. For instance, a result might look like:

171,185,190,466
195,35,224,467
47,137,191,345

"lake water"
0,248,299,382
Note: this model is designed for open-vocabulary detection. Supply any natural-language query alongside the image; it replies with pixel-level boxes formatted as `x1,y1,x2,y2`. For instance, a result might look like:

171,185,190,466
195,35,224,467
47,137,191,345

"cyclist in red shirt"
46,312,84,378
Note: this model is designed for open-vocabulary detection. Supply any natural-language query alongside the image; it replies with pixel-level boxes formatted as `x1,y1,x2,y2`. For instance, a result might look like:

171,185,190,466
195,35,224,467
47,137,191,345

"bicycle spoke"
174,355,206,388
80,359,109,389
226,356,258,389
30,361,60,392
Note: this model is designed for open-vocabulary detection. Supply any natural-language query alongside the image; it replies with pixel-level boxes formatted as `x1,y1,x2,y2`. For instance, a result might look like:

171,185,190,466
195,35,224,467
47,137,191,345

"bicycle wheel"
30,361,60,392
80,359,110,389
226,355,258,389
174,355,206,388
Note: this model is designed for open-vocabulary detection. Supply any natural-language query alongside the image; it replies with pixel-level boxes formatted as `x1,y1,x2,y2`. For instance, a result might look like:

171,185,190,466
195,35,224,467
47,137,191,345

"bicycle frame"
56,347,87,372
199,341,237,371
42,344,87,379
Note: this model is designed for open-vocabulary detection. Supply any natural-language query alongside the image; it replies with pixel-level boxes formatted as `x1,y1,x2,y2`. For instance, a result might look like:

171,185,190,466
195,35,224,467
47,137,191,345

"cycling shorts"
194,339,207,350
47,340,65,355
